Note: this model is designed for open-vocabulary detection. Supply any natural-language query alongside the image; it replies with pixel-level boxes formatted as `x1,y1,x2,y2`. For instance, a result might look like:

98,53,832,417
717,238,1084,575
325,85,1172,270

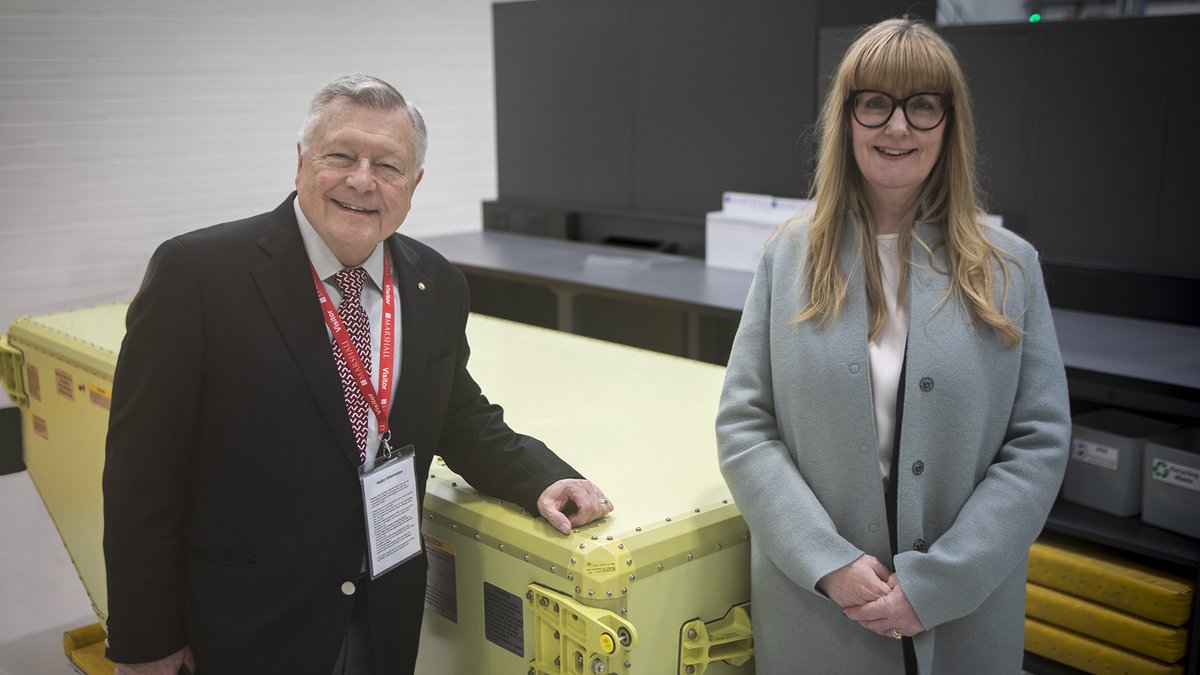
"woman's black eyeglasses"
850,90,950,131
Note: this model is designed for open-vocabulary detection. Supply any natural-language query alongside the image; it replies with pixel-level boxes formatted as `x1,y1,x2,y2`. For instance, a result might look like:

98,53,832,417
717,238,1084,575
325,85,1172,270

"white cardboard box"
705,192,813,273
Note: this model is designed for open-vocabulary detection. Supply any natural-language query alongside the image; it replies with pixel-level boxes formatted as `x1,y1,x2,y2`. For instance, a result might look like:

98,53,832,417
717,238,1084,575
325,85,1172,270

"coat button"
849,363,860,374
919,377,934,392
913,538,926,552
912,461,924,475
860,443,871,455
341,581,357,596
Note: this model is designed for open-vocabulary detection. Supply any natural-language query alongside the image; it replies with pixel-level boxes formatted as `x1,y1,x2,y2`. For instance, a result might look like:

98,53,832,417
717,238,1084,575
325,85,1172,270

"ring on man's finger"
891,629,903,639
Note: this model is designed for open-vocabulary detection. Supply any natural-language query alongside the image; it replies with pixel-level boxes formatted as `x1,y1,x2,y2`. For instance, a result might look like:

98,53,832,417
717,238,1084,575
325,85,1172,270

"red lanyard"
309,255,395,438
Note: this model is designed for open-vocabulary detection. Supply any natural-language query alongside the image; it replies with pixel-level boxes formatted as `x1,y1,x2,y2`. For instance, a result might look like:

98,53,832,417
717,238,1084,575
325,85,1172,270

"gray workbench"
422,231,751,360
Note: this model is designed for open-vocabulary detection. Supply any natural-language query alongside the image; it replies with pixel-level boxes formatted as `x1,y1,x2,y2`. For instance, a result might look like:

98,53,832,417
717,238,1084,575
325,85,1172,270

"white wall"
0,0,501,406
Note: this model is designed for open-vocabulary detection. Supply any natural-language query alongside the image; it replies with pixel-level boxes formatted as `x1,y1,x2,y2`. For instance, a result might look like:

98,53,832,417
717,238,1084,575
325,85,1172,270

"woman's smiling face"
850,89,946,211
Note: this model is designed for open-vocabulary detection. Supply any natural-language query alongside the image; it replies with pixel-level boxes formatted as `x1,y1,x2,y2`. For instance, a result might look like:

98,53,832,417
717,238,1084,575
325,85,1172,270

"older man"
103,74,613,675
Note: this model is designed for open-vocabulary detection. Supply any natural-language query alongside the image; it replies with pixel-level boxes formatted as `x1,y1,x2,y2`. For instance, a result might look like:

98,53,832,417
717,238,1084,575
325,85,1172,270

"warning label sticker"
423,534,458,623
55,369,74,400
483,582,524,658
27,365,41,402
88,384,111,411
33,415,48,441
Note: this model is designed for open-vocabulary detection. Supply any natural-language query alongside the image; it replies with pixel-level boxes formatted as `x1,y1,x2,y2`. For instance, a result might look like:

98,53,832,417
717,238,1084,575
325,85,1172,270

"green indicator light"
1029,13,1042,22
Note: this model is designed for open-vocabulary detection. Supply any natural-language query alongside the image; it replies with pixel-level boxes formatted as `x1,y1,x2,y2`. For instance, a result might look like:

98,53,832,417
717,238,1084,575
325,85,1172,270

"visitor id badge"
360,445,422,579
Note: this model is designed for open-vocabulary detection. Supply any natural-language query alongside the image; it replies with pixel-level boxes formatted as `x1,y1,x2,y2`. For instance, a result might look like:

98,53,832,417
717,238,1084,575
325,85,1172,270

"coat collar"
838,217,947,289
909,221,946,292
833,216,951,342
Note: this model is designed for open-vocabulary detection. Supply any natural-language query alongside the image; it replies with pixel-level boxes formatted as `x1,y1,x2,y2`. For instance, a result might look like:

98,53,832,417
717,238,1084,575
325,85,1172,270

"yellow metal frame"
527,583,639,675
0,333,27,407
679,603,754,675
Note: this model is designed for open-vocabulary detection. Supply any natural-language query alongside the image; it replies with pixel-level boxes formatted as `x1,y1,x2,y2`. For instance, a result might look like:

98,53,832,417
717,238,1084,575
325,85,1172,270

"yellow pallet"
1025,617,1183,675
64,624,114,675
1029,534,1193,627
1026,582,1188,663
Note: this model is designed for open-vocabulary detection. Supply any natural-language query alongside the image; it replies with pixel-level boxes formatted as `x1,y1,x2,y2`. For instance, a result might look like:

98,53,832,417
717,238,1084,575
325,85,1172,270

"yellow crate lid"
427,315,745,598
6,303,128,379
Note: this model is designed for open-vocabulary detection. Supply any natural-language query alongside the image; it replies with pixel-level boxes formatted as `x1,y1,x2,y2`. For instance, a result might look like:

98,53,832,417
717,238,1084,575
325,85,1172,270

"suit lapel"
251,197,362,467
386,236,434,447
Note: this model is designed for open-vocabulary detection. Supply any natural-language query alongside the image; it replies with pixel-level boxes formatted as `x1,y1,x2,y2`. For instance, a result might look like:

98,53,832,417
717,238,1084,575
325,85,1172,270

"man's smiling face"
295,98,424,266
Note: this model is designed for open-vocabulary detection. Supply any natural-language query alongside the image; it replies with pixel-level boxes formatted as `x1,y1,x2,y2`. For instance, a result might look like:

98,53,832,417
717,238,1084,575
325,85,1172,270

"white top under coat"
869,233,909,483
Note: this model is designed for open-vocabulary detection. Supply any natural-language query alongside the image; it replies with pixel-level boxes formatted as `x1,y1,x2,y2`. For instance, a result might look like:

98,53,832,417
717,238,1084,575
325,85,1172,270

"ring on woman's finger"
598,498,608,505
891,629,903,639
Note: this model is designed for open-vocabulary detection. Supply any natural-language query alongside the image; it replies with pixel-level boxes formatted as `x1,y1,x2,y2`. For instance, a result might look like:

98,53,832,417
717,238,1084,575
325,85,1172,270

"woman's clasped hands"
816,554,926,639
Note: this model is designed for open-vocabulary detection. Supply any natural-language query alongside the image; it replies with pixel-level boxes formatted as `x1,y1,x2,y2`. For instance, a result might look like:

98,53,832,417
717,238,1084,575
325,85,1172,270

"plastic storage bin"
1062,409,1177,517
1142,429,1200,539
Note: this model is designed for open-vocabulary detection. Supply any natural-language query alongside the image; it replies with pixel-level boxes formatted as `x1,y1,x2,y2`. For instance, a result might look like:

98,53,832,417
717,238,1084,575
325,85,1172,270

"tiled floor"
0,470,95,675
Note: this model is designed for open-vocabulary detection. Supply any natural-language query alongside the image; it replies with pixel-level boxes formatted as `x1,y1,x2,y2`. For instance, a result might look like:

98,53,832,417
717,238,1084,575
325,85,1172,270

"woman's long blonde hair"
797,17,1021,346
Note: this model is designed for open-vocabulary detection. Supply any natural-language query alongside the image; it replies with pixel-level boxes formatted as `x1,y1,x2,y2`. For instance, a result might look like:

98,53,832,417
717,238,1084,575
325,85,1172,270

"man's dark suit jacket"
102,194,579,674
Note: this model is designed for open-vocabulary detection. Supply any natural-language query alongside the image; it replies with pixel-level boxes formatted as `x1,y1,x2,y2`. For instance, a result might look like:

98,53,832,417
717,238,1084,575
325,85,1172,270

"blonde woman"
716,17,1070,674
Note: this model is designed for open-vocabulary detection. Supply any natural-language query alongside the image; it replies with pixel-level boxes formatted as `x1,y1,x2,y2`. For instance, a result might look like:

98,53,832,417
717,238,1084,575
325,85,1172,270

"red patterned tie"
331,267,372,465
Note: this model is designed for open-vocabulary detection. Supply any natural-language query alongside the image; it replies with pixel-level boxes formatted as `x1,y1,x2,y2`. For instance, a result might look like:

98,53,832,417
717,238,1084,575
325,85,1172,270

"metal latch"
678,602,753,674
526,584,638,675
0,334,27,407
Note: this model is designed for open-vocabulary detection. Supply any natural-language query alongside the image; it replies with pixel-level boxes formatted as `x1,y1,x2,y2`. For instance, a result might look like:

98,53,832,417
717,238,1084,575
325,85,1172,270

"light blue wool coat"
716,219,1071,674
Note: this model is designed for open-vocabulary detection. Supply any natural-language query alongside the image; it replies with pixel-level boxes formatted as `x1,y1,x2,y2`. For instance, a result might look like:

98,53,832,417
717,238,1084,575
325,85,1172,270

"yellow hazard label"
88,384,111,411
423,534,455,555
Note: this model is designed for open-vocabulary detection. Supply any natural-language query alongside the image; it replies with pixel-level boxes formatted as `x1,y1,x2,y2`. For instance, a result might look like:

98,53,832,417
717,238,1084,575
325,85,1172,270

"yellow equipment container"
1025,582,1189,664
414,316,753,675
1025,617,1185,675
1,304,755,675
1028,534,1194,627
0,303,126,626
